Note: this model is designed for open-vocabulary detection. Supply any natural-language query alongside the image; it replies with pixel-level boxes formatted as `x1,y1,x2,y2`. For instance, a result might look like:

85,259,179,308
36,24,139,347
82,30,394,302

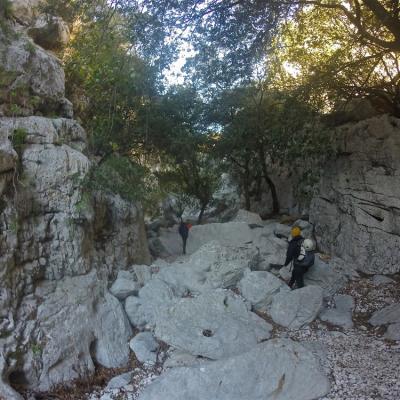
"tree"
141,86,220,223
210,84,332,213
137,0,400,113
267,1,400,115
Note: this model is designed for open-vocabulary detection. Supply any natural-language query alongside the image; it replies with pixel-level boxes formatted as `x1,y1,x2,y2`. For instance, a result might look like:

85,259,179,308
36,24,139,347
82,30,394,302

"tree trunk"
197,203,207,224
243,159,251,211
255,172,262,202
258,147,280,215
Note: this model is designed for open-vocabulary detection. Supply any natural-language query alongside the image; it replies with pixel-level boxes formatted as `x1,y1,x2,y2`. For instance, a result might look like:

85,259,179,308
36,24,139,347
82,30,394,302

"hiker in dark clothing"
288,238,315,289
284,226,304,267
178,220,190,255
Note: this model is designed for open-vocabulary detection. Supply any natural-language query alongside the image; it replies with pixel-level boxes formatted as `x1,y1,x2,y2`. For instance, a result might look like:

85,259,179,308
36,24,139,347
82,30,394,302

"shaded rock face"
0,14,150,398
310,115,400,274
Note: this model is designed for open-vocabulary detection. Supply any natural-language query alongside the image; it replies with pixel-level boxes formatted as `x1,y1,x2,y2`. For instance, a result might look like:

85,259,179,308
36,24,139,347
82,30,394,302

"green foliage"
9,215,19,234
62,1,159,157
12,128,27,155
24,40,36,55
210,85,335,210
86,155,149,203
75,191,91,213
0,0,12,20
31,343,42,357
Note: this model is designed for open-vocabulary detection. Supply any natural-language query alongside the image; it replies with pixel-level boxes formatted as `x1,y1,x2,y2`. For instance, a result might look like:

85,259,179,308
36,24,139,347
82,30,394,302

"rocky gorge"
0,1,400,400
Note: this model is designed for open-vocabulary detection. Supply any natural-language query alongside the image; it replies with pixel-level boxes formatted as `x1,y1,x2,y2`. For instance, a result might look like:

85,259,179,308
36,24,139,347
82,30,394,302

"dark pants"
289,266,305,289
181,236,187,254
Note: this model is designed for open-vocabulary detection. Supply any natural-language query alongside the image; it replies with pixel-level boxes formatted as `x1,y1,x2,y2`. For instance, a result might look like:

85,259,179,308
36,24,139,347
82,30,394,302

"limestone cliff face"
310,115,400,275
0,7,150,399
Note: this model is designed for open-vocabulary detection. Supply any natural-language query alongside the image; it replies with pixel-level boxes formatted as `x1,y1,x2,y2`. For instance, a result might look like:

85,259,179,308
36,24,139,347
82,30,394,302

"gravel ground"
275,275,400,400
45,275,400,400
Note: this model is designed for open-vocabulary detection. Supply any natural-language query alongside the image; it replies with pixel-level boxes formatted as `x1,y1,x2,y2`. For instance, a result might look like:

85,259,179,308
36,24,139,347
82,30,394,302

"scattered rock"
369,303,400,326
109,271,140,300
130,332,159,365
372,275,396,286
105,372,133,390
385,323,400,341
319,294,354,329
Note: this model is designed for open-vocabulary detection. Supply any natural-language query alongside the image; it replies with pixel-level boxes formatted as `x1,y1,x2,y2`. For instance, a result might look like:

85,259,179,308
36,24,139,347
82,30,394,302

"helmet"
303,239,314,251
291,226,301,237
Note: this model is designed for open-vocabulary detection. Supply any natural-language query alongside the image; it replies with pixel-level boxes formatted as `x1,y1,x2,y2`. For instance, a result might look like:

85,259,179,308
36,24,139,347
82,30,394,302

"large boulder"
125,278,176,329
156,241,259,296
269,286,324,329
186,221,288,270
310,115,400,274
186,222,254,254
238,270,290,311
304,256,349,297
154,289,272,360
138,339,330,400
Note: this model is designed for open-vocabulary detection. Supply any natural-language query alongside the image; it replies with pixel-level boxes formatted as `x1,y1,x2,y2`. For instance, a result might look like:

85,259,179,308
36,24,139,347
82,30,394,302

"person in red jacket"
178,219,191,254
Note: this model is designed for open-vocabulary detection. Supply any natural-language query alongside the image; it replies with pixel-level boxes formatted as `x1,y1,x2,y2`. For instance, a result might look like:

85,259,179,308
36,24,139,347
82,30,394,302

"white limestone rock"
110,271,140,300
238,270,290,311
154,289,272,360
138,339,330,400
232,209,263,224
319,294,355,329
157,241,259,296
369,303,400,326
270,286,324,329
130,332,159,365
310,115,400,274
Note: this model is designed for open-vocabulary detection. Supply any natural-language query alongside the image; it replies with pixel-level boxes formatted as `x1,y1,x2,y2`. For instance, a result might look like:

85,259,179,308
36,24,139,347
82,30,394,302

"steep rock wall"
0,10,150,400
310,115,400,274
